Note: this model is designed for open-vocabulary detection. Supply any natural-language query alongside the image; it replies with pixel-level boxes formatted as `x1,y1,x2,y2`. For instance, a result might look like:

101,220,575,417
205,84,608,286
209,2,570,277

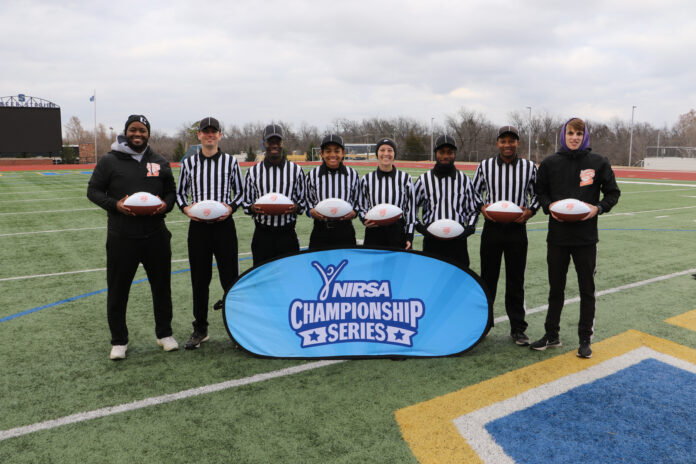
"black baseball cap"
199,117,221,132
497,125,519,140
263,124,284,141
434,134,457,152
320,134,345,150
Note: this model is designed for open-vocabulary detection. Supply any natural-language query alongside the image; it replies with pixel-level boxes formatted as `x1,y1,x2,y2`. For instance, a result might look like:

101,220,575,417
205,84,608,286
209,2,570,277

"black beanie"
375,138,397,155
124,114,151,134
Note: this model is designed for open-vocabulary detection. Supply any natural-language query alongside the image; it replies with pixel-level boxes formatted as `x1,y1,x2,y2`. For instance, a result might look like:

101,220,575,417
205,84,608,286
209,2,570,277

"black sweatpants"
308,220,356,251
422,234,470,268
187,217,238,334
363,219,406,249
251,222,300,266
544,243,597,341
480,221,528,333
106,228,173,346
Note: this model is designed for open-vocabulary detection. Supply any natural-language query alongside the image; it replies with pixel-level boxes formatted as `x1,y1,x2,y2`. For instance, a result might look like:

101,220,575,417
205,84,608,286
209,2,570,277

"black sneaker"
510,331,530,346
184,331,210,350
577,340,592,358
213,300,223,310
529,334,562,351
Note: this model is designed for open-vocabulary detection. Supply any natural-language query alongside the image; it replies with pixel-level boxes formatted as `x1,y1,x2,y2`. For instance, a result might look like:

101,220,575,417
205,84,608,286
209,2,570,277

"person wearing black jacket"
530,117,621,358
87,115,178,360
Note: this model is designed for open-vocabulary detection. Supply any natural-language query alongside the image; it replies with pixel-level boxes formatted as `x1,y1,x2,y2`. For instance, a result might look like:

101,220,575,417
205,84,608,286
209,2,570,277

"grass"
0,166,695,463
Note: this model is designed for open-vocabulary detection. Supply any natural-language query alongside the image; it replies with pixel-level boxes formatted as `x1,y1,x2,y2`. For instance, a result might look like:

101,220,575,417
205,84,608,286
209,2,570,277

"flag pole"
93,89,97,164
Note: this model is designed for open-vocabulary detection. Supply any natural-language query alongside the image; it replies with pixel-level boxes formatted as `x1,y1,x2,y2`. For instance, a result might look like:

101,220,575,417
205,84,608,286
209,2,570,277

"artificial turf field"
1,164,695,463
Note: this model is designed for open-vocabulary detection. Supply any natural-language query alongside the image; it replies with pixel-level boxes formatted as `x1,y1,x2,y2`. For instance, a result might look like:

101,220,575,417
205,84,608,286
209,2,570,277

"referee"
359,138,416,249
415,134,478,267
244,124,306,266
306,134,361,250
177,117,244,349
472,126,539,345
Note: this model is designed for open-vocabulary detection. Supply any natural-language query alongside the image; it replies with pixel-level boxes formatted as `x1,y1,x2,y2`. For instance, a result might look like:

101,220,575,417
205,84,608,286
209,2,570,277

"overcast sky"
3,0,695,135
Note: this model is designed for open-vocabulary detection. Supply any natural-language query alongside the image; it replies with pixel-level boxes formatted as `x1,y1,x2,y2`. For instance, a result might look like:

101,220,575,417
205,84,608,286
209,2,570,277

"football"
427,219,464,239
189,200,228,221
550,198,591,222
255,192,294,215
485,201,523,223
123,192,163,215
315,198,353,218
365,203,403,226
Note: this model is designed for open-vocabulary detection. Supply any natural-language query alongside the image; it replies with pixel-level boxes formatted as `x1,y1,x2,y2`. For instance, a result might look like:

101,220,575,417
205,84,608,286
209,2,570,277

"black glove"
415,222,428,235
463,225,475,238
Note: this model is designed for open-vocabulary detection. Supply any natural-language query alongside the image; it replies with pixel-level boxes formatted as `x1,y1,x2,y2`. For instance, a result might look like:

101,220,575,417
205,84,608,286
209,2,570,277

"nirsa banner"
223,248,490,358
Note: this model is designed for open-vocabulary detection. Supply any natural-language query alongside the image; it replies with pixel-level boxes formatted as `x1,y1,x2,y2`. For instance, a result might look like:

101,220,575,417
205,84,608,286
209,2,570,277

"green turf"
0,167,695,463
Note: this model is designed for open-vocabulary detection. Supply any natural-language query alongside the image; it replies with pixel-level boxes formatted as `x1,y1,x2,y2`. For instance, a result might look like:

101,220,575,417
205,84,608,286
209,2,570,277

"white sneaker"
157,336,179,352
110,344,127,360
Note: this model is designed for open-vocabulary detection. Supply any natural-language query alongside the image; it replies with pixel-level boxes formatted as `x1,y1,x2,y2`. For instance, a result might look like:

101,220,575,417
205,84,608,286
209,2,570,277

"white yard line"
0,360,344,442
493,267,696,324
0,196,89,203
618,180,696,188
0,208,98,215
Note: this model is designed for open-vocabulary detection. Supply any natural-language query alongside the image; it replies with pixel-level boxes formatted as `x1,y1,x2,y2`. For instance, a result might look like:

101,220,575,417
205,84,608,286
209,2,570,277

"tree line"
62,108,696,166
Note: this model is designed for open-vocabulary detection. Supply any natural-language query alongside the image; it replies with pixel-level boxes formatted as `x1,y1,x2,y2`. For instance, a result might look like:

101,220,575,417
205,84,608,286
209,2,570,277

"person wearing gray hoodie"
87,114,178,360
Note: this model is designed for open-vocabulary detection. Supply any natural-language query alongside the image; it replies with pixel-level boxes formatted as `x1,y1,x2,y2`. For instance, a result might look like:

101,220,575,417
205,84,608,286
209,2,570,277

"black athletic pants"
308,220,356,251
187,217,238,334
251,222,300,266
363,219,406,249
422,234,470,268
106,228,173,346
544,243,597,341
480,221,528,334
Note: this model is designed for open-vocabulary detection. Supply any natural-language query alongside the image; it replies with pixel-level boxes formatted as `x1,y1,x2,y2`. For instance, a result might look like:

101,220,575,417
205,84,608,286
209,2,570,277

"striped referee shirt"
359,168,416,235
305,163,362,215
472,156,539,212
414,169,478,227
243,158,306,227
176,149,244,210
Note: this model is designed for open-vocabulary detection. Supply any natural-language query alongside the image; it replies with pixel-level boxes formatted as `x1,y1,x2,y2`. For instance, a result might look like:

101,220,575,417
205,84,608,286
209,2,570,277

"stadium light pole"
628,105,637,167
656,130,661,157
526,106,532,160
430,117,435,162
93,89,97,164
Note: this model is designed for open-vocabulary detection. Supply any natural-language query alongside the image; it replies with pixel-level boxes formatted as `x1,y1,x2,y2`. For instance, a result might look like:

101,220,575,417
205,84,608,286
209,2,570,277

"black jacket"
536,148,620,246
87,147,176,238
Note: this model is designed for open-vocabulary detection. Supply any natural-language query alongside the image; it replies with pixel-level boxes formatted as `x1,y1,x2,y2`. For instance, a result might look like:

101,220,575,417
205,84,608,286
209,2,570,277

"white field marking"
618,180,696,188
0,252,254,282
622,188,696,194
0,188,87,195
521,205,696,228
0,360,345,442
0,215,251,237
655,216,669,219
0,208,98,216
0,196,88,203
454,347,696,464
493,267,696,324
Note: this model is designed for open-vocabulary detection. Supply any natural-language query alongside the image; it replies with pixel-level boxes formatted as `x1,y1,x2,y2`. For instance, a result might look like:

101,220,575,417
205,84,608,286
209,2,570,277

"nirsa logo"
288,260,425,348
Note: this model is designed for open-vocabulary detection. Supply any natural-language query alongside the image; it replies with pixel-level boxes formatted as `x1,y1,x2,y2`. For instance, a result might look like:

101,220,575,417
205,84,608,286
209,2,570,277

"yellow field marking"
665,309,696,331
394,330,696,464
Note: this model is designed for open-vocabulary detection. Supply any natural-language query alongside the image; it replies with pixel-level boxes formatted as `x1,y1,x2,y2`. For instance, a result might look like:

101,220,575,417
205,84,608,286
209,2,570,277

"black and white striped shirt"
243,158,306,227
305,163,362,215
472,156,539,211
176,149,244,209
359,168,416,235
414,170,478,227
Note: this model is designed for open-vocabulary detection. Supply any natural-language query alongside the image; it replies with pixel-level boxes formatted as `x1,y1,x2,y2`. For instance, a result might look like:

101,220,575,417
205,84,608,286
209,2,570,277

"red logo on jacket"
579,169,595,187
146,163,161,177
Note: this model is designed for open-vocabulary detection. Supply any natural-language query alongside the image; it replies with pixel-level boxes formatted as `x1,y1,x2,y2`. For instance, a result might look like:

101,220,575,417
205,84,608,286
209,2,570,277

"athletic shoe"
184,331,210,350
510,331,530,346
529,334,562,351
110,344,127,360
213,300,223,310
577,340,592,358
157,336,179,352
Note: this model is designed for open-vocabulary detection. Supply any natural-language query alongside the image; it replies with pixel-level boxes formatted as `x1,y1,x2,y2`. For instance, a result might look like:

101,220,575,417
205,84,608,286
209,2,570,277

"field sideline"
1,164,695,463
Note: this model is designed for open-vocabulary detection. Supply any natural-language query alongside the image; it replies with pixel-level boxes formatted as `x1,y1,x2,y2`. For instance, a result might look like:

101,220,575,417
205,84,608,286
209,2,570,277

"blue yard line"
0,256,254,324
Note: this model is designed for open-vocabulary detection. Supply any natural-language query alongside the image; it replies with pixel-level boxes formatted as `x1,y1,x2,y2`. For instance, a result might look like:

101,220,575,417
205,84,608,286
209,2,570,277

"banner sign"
223,248,490,358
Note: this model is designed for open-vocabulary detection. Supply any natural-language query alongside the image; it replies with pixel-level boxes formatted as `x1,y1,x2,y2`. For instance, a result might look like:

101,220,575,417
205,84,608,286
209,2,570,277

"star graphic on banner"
394,330,404,341
309,331,320,341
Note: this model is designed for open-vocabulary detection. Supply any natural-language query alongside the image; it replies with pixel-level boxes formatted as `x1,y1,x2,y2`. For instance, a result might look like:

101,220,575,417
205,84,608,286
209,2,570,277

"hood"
111,134,149,156
560,117,590,151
